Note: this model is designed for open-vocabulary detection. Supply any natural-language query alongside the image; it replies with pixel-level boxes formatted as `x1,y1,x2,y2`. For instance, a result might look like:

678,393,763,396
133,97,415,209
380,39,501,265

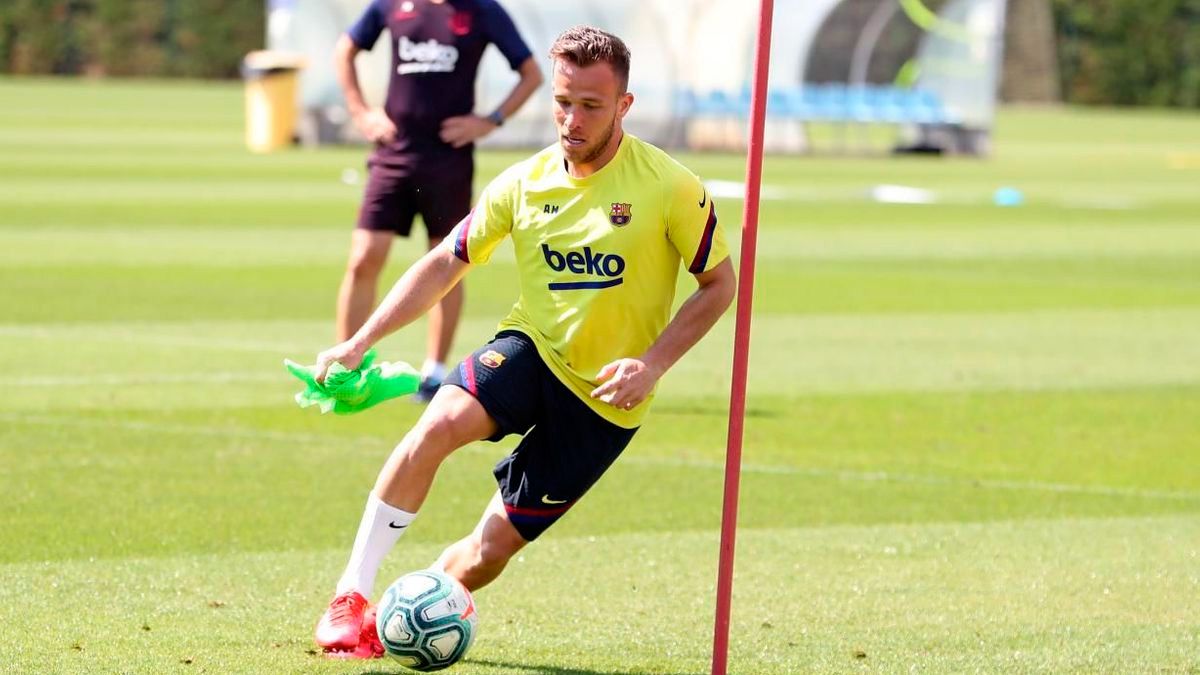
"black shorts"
356,149,473,239
444,331,639,541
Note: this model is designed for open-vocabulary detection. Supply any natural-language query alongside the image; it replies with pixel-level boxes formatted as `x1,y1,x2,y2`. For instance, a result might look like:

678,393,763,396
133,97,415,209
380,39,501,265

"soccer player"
313,25,735,657
334,0,543,399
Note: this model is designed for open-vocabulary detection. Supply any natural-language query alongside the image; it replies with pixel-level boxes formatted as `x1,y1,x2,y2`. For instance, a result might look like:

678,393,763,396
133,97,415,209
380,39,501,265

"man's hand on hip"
439,114,497,149
355,109,397,144
590,358,663,411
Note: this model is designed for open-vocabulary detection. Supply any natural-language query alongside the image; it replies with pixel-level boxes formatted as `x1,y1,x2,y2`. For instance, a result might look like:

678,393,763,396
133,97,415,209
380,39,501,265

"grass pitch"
1,78,1198,674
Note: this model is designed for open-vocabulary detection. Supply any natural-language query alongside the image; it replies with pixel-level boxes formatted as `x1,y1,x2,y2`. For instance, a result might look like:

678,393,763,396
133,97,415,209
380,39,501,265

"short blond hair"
549,26,631,92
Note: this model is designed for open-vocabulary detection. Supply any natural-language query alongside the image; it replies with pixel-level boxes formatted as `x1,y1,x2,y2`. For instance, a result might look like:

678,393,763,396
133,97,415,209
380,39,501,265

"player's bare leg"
373,385,496,510
316,386,497,652
336,229,393,341
435,491,528,591
418,234,463,399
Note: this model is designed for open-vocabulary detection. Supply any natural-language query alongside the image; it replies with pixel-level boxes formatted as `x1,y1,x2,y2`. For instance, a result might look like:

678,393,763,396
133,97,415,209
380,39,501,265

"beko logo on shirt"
541,243,625,290
397,36,458,74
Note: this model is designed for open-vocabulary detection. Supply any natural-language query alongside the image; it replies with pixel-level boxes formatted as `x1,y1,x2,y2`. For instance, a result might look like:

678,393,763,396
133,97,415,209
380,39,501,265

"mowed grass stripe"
0,228,357,267
0,179,356,203
1,516,1196,674
5,222,1200,265
4,170,1195,196
2,78,1198,673
3,379,1197,566
6,382,1186,496
753,224,1200,260
6,411,1199,505
675,308,1200,395
3,259,1196,321
2,308,1199,411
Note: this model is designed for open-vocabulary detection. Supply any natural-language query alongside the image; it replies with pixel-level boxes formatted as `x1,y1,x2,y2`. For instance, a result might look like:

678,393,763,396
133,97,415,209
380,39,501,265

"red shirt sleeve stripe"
688,202,718,273
452,208,474,263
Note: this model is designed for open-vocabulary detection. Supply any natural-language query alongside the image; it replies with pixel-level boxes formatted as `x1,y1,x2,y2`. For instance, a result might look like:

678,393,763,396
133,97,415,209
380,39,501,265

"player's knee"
479,515,526,566
476,535,518,569
346,246,388,279
403,414,467,461
435,536,478,572
396,430,448,466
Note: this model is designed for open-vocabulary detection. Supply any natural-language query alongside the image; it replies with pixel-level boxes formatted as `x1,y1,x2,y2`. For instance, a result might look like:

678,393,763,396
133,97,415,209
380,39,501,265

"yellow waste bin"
242,50,306,153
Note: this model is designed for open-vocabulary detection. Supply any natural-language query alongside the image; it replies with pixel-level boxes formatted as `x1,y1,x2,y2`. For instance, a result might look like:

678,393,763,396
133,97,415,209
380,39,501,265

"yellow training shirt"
448,134,729,428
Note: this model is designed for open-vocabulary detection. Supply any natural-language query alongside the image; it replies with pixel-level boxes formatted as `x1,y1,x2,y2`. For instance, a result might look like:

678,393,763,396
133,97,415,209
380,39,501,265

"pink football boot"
314,591,369,651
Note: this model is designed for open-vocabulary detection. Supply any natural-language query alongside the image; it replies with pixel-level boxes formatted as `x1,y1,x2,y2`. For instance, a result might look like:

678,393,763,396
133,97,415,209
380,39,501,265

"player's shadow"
467,659,705,675
654,401,780,418
359,660,706,675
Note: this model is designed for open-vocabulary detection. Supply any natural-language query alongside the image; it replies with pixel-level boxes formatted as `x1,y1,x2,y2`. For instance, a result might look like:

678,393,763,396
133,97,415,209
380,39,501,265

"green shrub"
1053,0,1200,107
0,0,262,78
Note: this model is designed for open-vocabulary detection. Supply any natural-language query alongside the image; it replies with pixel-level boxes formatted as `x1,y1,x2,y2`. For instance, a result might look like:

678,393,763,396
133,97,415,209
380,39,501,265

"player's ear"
617,91,634,119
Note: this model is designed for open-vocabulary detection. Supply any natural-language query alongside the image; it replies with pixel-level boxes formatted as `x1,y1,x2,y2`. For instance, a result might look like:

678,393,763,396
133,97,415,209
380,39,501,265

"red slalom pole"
711,1,774,674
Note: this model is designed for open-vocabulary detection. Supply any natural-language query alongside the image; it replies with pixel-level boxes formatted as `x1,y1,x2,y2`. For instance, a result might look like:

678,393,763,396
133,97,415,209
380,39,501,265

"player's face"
552,58,633,171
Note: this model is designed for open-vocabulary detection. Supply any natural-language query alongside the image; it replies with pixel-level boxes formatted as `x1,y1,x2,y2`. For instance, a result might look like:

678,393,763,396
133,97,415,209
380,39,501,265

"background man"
314,25,735,658
334,0,543,398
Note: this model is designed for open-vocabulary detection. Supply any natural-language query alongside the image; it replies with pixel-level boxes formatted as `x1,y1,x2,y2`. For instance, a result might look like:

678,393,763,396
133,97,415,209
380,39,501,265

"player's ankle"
421,360,448,382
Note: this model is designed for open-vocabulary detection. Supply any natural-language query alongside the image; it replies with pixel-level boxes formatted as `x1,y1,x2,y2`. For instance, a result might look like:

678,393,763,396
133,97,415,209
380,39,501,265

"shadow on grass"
469,660,706,675
654,402,780,418
358,659,706,675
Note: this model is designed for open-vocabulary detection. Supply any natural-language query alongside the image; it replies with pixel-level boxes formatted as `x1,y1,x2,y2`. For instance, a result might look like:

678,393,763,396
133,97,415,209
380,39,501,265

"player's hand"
355,109,397,144
313,340,369,384
590,358,662,411
439,114,496,149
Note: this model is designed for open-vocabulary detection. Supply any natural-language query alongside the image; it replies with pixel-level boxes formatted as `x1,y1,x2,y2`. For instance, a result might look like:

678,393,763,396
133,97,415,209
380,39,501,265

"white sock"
421,360,448,382
335,492,417,598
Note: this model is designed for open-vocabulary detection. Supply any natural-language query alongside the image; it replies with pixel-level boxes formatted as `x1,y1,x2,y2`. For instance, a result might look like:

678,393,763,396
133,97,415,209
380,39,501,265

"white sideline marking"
0,325,304,353
3,413,1198,504
637,456,1200,503
13,373,279,386
0,413,352,445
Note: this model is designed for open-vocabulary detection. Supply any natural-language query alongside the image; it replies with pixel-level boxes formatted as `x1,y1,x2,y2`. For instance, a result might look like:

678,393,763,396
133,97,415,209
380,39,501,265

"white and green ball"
376,569,478,671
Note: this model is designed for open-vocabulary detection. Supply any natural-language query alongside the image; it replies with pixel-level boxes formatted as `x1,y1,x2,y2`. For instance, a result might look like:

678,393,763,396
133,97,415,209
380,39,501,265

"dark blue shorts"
356,149,473,239
444,331,638,541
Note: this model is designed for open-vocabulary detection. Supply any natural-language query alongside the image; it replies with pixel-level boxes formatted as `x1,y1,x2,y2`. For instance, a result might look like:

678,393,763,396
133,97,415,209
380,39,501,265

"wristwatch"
485,109,505,127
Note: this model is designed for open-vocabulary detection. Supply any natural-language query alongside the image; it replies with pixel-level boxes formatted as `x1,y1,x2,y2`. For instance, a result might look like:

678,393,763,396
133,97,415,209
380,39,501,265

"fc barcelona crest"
609,202,632,226
449,10,472,35
479,350,506,368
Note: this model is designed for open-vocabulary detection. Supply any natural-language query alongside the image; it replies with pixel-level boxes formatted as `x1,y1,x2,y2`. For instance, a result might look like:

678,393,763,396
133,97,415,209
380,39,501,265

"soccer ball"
376,569,478,671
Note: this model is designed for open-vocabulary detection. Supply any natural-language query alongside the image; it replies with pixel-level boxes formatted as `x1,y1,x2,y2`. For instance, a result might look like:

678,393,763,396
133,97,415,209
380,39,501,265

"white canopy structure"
267,0,1006,154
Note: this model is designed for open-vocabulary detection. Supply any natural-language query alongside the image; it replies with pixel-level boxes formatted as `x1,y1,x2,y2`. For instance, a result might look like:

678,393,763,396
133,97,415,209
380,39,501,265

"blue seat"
673,88,698,117
903,89,948,124
770,84,954,126
690,89,740,118
778,86,818,119
766,88,790,116
869,86,903,124
846,85,886,123
809,84,849,122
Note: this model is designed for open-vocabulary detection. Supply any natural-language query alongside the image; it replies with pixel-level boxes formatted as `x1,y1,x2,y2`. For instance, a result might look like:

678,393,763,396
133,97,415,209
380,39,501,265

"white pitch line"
0,325,307,354
13,373,281,387
629,456,1200,503
2,413,1198,504
0,413,354,445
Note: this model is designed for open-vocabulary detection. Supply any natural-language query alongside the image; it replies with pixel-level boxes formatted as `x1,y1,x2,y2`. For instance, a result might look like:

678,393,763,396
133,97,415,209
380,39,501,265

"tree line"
0,0,264,79
1051,0,1200,107
1,0,1197,107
